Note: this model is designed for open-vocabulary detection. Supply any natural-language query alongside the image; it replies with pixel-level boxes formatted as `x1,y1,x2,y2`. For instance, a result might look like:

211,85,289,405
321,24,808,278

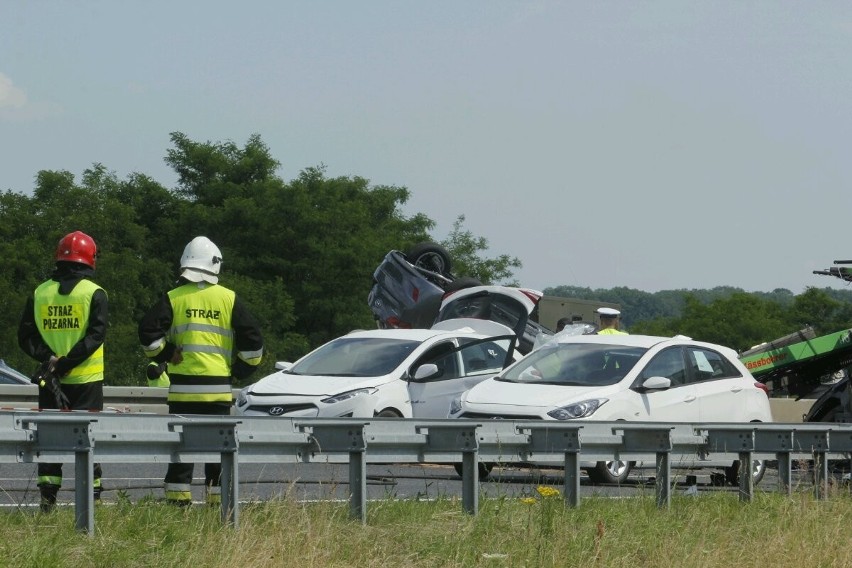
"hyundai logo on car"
268,407,286,416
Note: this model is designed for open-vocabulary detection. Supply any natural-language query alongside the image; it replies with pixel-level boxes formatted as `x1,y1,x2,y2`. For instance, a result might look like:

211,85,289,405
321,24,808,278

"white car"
449,333,774,484
235,319,518,419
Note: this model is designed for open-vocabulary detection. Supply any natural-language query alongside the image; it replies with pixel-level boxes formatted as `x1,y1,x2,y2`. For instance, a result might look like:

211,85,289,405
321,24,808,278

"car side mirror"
274,361,293,371
636,376,671,391
412,363,440,381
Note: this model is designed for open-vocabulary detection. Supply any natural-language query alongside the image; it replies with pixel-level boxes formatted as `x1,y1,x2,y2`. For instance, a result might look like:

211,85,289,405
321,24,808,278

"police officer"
138,236,263,506
17,231,108,511
597,307,628,335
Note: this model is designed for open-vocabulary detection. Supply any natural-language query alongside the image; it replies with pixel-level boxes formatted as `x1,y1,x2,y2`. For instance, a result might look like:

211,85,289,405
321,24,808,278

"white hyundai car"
235,319,518,419
449,333,774,484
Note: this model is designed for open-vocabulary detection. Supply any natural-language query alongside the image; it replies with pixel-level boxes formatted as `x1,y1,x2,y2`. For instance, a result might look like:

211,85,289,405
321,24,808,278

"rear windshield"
289,337,420,377
500,343,647,386
438,292,527,335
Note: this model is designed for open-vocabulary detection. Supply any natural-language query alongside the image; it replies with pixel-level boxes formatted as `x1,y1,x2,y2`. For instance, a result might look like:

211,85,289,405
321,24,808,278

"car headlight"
236,387,249,407
547,398,608,420
321,388,377,404
449,396,463,416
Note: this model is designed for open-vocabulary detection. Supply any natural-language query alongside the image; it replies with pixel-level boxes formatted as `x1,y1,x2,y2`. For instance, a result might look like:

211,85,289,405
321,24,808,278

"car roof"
343,325,503,342
0,360,31,385
550,333,690,348
545,333,740,357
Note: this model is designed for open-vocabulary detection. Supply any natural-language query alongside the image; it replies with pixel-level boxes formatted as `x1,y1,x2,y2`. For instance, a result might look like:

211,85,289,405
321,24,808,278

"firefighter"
17,230,108,512
138,236,263,506
596,307,628,335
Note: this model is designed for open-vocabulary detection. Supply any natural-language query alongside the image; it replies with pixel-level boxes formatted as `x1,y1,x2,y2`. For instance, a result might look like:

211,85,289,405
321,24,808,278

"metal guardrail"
1,410,851,535
0,384,818,421
0,385,241,414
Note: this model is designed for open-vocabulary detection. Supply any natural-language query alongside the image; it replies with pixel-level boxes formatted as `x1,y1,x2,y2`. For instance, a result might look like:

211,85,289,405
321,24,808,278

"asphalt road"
0,461,821,509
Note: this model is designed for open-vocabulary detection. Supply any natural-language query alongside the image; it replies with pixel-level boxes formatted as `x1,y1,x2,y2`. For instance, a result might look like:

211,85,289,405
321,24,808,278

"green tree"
440,215,521,285
785,287,852,335
631,293,790,351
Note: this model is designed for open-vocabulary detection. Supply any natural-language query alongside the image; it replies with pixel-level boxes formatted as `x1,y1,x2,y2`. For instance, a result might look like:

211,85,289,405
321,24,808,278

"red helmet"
55,231,97,268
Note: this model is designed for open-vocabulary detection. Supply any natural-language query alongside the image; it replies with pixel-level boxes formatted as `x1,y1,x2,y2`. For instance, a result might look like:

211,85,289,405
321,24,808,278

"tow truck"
738,258,852,423
740,326,852,422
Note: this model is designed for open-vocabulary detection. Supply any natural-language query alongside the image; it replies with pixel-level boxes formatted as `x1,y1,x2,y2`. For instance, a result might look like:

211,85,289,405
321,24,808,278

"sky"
3,1,852,295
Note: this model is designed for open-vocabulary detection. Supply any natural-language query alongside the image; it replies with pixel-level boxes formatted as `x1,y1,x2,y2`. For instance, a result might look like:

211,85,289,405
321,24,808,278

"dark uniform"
18,231,107,511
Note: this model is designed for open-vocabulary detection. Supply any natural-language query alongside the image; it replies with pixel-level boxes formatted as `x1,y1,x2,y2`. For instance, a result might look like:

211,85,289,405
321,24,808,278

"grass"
0,488,851,568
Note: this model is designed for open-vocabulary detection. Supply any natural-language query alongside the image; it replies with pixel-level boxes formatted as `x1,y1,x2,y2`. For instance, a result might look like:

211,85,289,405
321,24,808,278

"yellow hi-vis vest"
33,279,105,384
166,283,235,403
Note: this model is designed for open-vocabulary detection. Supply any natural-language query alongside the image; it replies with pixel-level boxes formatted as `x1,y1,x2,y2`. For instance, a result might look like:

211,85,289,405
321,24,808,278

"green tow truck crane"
739,258,852,423
739,326,852,423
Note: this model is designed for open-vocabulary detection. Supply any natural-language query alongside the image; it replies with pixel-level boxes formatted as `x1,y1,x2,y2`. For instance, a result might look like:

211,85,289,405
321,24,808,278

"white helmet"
180,236,222,284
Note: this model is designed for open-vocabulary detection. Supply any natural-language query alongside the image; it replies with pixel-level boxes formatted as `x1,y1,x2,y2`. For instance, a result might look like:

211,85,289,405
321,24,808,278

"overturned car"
367,243,554,354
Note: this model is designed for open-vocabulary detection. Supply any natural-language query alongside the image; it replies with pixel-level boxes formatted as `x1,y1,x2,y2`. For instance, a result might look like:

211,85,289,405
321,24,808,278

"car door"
686,346,754,422
630,346,699,422
407,335,516,418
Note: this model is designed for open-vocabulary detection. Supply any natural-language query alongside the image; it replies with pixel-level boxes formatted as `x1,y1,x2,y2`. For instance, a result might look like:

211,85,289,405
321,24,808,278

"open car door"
406,334,517,418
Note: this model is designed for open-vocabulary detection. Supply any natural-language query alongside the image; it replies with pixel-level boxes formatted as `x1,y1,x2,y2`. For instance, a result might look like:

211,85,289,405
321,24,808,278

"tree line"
546,284,852,352
0,133,519,386
2,132,850,385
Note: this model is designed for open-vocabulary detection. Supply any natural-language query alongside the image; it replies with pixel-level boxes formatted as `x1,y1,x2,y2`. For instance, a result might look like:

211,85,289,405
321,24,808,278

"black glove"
146,362,167,381
52,356,72,377
31,360,70,409
31,360,53,386
231,359,257,382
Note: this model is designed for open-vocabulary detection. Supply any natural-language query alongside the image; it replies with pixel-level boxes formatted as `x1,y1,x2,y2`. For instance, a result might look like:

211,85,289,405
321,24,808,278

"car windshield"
499,342,646,386
288,337,421,377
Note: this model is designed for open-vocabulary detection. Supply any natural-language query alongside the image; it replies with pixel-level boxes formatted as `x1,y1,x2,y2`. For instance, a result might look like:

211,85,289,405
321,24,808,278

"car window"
687,347,742,382
457,338,512,377
411,342,460,381
0,372,24,385
640,347,687,386
0,361,30,385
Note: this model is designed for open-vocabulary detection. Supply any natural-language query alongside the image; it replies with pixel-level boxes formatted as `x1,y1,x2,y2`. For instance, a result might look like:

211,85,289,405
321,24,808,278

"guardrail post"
172,419,240,526
753,427,795,496
419,423,480,515
25,416,97,534
793,429,830,499
521,424,583,507
826,425,852,495
705,427,755,502
300,422,369,524
617,426,673,509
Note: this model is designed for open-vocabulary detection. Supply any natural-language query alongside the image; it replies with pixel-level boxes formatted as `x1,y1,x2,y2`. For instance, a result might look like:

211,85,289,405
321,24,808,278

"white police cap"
597,307,621,317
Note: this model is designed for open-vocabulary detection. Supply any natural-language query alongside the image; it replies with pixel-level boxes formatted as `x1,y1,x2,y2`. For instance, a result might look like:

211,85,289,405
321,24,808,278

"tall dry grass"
1,488,850,568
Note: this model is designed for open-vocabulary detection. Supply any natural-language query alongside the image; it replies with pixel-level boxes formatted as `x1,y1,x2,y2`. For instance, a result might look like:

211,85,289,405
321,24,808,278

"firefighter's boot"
39,484,59,513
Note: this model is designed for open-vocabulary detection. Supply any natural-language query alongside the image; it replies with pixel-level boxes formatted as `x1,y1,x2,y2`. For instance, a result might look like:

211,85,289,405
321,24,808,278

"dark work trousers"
37,381,104,494
164,400,231,497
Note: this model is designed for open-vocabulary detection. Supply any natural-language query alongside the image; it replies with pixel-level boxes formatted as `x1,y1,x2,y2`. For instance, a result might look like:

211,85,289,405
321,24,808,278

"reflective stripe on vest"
167,283,235,377
33,279,105,384
167,382,233,403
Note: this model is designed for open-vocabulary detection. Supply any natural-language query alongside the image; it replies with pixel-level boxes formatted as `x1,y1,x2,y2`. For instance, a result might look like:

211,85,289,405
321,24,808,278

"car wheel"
453,462,494,480
375,409,402,418
586,460,632,484
406,242,452,276
724,459,767,486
